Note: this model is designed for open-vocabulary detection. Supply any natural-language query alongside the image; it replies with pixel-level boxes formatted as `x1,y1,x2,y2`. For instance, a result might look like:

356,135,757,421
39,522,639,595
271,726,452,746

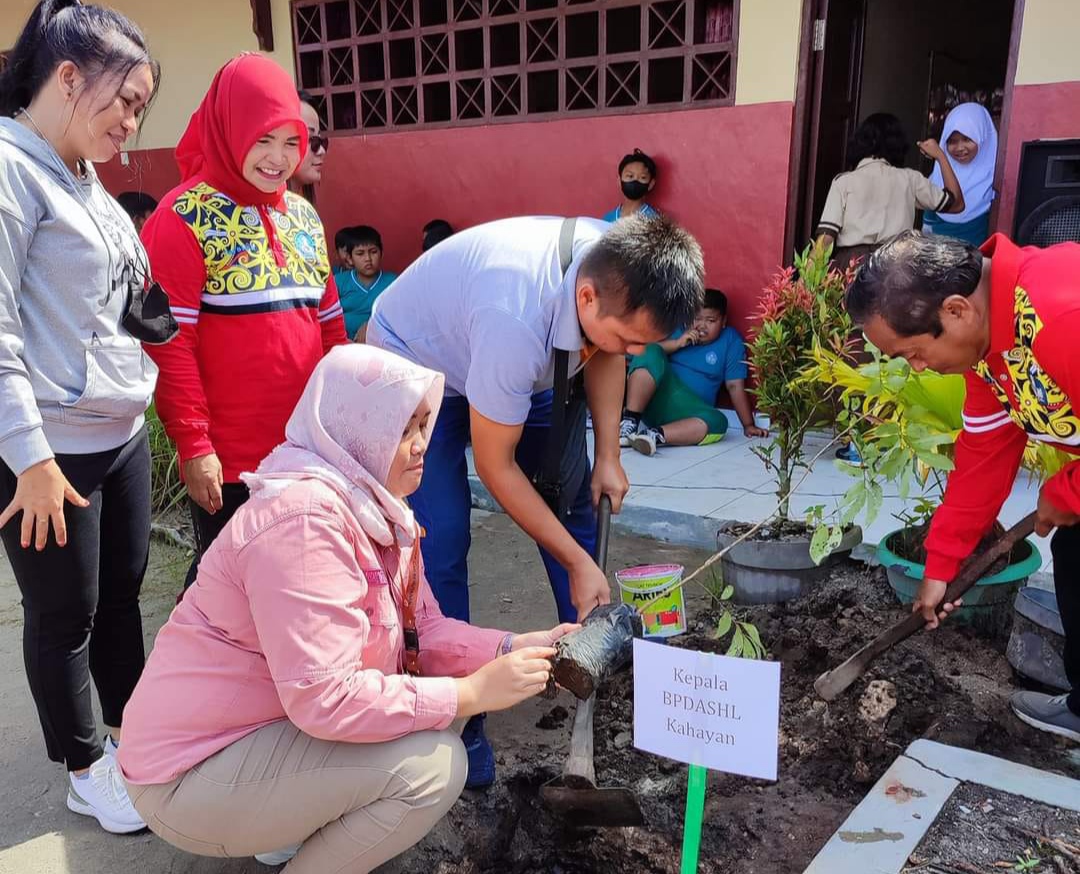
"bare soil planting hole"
390,561,1079,874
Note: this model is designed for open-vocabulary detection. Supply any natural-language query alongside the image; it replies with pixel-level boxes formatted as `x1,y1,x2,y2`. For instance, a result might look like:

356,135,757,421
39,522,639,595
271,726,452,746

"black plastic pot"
716,524,863,604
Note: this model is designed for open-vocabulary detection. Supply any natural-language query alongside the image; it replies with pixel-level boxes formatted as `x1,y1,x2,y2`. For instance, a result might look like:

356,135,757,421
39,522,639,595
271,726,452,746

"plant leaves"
741,622,766,659
715,611,733,640
809,524,832,565
726,627,745,658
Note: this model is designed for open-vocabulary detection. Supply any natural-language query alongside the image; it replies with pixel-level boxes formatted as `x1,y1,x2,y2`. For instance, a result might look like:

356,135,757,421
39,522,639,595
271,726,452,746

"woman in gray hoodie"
0,0,164,836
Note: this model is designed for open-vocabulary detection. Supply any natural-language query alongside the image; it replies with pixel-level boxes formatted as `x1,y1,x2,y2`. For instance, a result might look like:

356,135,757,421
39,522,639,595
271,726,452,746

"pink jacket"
118,479,505,785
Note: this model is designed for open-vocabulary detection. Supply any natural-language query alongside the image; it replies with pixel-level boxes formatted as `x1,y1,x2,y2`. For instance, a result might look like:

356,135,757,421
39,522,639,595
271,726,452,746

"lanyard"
400,528,423,676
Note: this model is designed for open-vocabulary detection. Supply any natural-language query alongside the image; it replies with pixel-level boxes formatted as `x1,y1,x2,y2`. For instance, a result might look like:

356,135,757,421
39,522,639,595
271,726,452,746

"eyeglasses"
309,133,330,155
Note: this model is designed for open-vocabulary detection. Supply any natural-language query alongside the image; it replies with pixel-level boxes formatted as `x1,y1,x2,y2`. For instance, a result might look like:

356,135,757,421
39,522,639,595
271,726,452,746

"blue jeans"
408,391,596,625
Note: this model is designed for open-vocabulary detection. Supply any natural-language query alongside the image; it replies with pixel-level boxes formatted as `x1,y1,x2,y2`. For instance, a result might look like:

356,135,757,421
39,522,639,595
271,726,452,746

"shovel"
814,511,1036,701
540,495,645,827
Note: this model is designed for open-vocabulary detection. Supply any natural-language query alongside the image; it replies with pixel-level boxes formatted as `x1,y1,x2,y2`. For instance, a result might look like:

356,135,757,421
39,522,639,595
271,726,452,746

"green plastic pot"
878,528,1043,638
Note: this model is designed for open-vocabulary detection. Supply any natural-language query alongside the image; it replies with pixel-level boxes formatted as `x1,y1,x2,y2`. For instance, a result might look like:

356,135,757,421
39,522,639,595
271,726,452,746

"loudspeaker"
1013,139,1080,246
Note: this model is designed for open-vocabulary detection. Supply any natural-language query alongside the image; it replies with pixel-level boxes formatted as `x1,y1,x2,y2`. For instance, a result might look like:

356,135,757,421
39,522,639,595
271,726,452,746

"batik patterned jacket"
142,182,347,482
924,234,1080,581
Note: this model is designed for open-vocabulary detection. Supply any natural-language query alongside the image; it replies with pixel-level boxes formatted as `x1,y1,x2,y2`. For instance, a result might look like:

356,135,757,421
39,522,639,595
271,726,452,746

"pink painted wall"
314,102,795,336
97,102,796,334
996,80,1080,234
313,102,794,334
96,148,181,203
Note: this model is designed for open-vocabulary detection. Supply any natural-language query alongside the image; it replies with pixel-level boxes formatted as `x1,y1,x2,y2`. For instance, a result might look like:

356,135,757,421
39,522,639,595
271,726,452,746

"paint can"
614,563,687,639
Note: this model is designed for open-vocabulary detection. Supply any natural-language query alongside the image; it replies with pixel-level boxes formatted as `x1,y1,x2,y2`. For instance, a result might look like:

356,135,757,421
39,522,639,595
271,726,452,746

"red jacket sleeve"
141,205,216,465
923,371,1028,581
317,273,348,351
1032,316,1080,515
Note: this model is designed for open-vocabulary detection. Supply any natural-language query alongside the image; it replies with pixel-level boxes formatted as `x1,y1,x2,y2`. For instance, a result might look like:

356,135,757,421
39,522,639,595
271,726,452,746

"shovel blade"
539,784,644,828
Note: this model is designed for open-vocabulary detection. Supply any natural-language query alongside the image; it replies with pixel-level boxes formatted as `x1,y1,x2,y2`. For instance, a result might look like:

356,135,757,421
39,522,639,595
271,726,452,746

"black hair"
334,226,358,252
0,0,160,119
846,113,908,169
116,190,156,219
845,231,984,337
422,218,454,251
579,214,703,335
350,225,383,253
702,288,727,317
618,148,657,178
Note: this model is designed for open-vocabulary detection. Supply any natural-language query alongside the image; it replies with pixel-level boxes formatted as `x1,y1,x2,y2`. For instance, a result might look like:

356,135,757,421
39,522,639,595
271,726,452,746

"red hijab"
175,53,308,210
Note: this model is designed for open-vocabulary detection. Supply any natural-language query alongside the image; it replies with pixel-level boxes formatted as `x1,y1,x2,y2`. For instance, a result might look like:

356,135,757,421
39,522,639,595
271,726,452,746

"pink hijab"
242,345,444,547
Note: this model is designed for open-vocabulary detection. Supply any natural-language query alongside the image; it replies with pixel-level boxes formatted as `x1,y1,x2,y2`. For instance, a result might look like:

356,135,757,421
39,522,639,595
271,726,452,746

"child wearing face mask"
141,54,348,594
602,148,661,222
922,103,998,246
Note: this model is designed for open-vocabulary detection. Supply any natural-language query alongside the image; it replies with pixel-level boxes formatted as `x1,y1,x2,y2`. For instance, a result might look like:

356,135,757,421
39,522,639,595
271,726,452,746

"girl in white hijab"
924,103,999,245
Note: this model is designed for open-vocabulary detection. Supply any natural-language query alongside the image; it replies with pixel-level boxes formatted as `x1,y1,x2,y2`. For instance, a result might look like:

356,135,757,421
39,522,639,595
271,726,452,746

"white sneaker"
619,417,640,447
103,734,119,758
629,426,664,456
67,754,146,834
256,844,302,865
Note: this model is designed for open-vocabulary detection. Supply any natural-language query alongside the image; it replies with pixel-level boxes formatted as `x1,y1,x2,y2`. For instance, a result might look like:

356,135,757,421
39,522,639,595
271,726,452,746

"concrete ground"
0,511,711,874
470,412,1054,576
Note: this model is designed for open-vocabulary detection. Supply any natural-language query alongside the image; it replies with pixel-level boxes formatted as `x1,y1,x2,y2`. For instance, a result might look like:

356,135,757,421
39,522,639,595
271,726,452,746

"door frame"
784,0,1026,258
989,0,1026,233
783,0,820,262
784,0,867,259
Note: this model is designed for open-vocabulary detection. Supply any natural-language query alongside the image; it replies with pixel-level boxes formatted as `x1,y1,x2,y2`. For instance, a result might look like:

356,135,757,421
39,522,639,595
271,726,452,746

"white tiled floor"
466,409,1053,574
615,411,1052,574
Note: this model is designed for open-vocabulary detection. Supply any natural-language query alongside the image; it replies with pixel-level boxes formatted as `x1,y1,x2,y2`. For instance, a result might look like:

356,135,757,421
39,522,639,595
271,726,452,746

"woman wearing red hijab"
142,54,347,588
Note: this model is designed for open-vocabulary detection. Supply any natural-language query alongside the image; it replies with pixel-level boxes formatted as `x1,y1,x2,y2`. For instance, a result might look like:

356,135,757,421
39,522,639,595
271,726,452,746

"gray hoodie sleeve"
0,203,54,475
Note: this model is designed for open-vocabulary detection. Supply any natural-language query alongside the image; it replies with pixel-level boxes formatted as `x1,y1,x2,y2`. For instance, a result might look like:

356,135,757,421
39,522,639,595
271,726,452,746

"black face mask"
621,179,650,201
123,278,179,345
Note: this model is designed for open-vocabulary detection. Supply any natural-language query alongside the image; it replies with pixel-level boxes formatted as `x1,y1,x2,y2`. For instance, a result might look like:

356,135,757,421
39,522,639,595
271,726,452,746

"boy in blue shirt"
336,225,398,341
621,289,768,455
603,148,661,223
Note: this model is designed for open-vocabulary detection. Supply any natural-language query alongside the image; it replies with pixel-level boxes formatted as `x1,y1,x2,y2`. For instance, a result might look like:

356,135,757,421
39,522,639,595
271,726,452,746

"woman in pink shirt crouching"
117,345,575,872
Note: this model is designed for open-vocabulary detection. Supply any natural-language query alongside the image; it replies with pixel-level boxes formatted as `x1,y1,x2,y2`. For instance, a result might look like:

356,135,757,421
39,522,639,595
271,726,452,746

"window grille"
291,0,738,133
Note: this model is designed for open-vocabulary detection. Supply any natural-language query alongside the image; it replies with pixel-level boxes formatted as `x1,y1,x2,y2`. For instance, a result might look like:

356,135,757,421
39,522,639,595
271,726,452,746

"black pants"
182,483,249,589
0,429,151,771
1050,525,1080,715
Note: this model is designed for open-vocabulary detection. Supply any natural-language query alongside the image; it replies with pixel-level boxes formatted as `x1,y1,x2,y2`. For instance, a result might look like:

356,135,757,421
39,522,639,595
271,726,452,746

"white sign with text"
633,639,781,780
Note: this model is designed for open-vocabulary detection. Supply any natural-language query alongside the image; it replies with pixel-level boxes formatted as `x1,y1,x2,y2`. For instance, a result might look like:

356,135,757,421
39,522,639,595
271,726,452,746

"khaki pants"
126,720,467,874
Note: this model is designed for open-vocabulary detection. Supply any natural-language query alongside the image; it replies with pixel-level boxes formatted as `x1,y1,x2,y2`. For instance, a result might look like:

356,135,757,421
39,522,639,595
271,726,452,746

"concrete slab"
624,484,738,517
803,753,958,874
905,738,1080,812
804,740,1080,874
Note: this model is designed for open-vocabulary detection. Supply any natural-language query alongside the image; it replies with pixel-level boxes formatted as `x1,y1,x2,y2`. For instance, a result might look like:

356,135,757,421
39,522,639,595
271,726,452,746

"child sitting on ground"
620,289,767,455
336,225,398,341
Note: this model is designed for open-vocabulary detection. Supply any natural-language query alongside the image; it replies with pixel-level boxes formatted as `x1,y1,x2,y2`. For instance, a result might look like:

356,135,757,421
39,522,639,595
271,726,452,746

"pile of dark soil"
389,561,1079,874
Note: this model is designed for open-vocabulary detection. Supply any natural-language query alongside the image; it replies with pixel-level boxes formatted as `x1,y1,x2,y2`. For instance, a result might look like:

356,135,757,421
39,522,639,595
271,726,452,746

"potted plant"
802,344,1056,635
715,239,862,603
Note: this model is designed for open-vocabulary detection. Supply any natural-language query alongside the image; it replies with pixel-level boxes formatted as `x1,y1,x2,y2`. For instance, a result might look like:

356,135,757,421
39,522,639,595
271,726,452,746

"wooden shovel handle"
562,694,597,786
596,494,612,573
815,511,1036,700
561,495,612,785
936,511,1036,606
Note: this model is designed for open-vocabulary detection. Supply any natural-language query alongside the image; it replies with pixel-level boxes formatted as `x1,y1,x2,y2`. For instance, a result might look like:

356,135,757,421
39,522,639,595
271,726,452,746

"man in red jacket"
846,230,1080,742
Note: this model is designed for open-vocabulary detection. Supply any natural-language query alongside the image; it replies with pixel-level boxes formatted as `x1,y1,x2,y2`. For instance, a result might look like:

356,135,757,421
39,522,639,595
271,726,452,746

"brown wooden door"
797,0,866,246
